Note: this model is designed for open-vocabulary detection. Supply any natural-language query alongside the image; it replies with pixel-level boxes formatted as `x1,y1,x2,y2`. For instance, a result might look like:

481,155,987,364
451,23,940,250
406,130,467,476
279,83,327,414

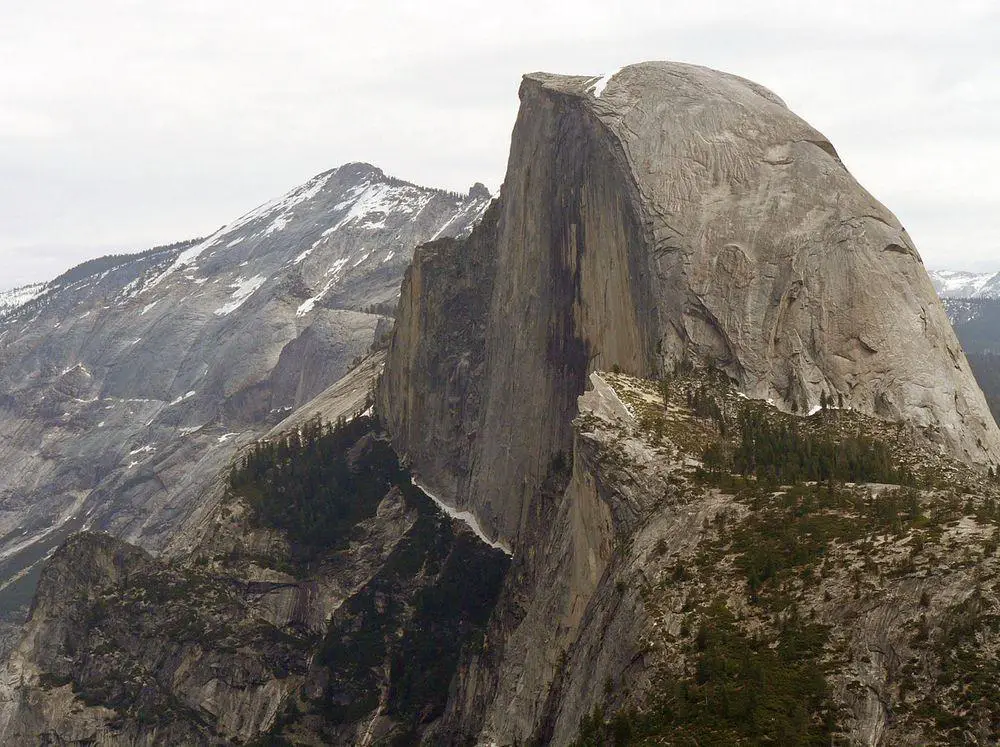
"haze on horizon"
1,0,997,289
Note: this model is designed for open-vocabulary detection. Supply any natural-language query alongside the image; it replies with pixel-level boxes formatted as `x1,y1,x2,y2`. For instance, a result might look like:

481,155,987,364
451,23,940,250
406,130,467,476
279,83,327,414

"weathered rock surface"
7,61,1000,747
448,371,1000,745
376,61,1000,745
0,163,490,641
381,61,999,557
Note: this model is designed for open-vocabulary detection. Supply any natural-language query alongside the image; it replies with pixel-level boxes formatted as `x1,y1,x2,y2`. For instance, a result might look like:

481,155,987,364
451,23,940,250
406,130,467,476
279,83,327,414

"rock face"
501,371,1000,746
381,61,1000,556
8,361,1000,744
5,61,1000,746
929,289,1000,431
375,61,1000,744
0,163,490,644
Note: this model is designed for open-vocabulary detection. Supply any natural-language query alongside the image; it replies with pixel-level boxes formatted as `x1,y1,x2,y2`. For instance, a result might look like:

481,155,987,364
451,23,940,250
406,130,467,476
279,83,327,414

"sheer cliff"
0,391,509,745
8,363,1000,745
381,61,999,556
382,63,1000,542
377,62,1000,744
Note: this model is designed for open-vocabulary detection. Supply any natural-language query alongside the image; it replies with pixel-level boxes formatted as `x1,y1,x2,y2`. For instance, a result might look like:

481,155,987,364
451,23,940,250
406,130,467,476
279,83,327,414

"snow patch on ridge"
265,215,290,235
929,269,1000,299
325,256,349,278
296,257,351,316
428,195,491,242
590,67,624,98
0,491,89,563
330,181,434,232
214,274,267,316
168,390,196,406
149,171,334,286
0,283,47,313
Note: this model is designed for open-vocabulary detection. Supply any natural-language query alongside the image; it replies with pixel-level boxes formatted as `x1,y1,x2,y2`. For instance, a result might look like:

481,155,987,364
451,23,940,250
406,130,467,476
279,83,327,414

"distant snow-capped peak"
929,269,1000,299
1,162,493,334
146,163,490,293
0,282,47,313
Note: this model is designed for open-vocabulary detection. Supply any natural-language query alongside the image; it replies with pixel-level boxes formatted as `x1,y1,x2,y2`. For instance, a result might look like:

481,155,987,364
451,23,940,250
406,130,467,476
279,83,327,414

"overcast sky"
1,1,997,288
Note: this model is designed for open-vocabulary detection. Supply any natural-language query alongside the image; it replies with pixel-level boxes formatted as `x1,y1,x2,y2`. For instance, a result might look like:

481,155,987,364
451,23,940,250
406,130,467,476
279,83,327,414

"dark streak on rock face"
381,82,662,556
379,61,1000,745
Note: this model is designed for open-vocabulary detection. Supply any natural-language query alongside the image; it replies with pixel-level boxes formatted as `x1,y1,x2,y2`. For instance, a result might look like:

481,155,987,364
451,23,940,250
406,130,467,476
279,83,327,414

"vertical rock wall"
379,61,1000,743
382,62,1000,556
380,79,659,550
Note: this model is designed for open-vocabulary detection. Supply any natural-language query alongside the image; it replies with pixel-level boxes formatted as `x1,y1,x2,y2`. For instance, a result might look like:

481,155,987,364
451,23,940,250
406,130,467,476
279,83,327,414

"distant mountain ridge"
929,268,1000,299
928,271,1000,429
928,270,1000,349
0,161,491,652
5,62,1000,747
0,283,47,312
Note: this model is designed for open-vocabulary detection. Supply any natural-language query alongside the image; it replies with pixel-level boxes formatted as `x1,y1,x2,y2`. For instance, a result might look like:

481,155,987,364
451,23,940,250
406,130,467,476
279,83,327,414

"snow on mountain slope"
940,297,988,326
0,284,46,315
0,162,492,651
929,269,1000,299
929,270,1000,328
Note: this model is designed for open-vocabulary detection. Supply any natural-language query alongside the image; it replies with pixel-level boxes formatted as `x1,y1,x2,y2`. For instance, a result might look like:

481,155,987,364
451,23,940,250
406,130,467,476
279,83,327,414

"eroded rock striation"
0,370,509,745
5,61,1000,746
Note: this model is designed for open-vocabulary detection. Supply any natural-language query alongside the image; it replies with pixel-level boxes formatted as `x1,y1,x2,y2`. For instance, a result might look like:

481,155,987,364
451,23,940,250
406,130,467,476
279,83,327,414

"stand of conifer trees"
229,412,403,559
704,409,908,486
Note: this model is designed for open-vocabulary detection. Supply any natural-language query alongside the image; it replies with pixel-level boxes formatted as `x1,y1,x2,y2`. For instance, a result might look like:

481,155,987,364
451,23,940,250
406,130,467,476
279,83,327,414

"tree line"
228,412,401,560
703,409,910,486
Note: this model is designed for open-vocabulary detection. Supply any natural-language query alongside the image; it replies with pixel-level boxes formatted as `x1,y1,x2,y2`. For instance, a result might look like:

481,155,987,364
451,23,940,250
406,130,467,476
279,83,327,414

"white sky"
1,1,997,288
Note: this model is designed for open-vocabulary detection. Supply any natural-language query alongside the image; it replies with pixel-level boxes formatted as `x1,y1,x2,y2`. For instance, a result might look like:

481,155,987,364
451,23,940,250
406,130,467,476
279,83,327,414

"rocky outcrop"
377,61,1000,744
575,63,996,463
0,378,509,745
381,62,1000,558
378,204,500,524
451,370,1000,745
7,61,1000,746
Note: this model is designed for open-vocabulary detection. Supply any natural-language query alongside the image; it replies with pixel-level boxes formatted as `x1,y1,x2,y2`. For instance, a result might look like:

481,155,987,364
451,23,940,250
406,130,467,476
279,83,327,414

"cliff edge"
380,61,1000,553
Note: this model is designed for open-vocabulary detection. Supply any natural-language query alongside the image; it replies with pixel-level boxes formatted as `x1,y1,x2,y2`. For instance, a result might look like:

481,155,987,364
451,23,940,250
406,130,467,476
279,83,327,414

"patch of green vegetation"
572,601,834,746
227,415,514,740
37,672,73,689
703,408,911,486
246,735,295,747
388,529,509,722
229,412,402,561
597,368,1000,745
692,480,935,604
310,487,509,730
917,589,1000,738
